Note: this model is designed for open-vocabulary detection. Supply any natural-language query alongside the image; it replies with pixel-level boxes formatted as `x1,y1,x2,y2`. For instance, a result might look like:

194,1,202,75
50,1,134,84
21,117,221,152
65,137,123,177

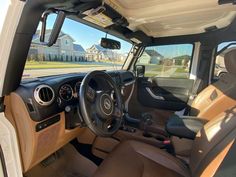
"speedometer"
59,84,73,101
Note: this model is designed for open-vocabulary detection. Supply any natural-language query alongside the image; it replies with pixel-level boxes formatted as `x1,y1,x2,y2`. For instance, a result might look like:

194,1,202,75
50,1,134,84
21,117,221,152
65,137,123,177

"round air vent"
34,85,55,106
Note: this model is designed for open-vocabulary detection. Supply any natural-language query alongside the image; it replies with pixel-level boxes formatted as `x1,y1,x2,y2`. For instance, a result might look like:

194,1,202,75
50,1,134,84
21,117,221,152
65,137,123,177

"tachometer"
74,81,81,93
74,81,81,98
59,84,73,101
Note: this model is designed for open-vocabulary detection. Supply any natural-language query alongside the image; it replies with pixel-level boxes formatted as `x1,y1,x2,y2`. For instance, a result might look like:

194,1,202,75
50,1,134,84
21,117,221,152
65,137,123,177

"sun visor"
82,9,114,28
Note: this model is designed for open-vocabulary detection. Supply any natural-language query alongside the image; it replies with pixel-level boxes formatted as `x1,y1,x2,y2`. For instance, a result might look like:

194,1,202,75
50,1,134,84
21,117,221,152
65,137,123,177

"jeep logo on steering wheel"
104,98,111,110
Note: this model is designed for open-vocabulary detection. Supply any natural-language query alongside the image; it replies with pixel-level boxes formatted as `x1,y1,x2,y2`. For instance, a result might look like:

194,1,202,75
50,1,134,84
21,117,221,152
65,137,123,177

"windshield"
22,14,132,79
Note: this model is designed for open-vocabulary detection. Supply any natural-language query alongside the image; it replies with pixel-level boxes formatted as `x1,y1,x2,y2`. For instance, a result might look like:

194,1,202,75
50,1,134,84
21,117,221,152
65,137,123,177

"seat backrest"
190,49,236,120
189,106,236,177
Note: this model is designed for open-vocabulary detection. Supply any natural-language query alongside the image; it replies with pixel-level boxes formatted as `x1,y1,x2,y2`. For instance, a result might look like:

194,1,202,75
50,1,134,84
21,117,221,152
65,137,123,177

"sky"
218,42,236,51
45,14,132,53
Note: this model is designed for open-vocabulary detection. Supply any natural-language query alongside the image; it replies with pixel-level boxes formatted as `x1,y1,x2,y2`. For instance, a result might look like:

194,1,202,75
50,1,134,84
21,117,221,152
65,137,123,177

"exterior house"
86,45,105,61
172,55,191,66
138,49,164,64
28,30,85,62
86,44,125,62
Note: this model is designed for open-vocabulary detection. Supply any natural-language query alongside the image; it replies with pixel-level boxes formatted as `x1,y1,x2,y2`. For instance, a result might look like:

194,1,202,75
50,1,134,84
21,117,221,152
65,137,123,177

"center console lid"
166,115,208,139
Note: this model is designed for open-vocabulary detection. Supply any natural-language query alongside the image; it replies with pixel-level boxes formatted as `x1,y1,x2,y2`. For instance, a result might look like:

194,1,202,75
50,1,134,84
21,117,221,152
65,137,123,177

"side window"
136,44,193,78
213,42,236,80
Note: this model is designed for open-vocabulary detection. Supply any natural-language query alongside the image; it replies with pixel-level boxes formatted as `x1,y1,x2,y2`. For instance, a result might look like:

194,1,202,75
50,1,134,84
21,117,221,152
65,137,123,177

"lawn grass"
175,67,188,73
25,61,121,70
144,65,189,78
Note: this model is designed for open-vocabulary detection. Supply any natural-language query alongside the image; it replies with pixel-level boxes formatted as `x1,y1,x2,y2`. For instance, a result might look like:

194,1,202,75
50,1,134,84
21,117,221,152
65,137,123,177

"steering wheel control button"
65,106,71,112
86,86,96,101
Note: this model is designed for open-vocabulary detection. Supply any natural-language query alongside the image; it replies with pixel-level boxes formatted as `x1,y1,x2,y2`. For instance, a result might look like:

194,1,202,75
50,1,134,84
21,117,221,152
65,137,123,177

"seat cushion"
93,141,190,177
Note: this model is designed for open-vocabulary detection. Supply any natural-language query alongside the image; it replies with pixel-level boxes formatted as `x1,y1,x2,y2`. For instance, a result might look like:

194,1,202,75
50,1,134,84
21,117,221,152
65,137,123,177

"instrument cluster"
58,81,81,102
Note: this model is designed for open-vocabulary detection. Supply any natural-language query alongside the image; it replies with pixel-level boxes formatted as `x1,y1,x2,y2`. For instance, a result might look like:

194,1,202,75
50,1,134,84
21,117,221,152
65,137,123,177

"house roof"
32,29,75,42
94,44,105,51
145,50,163,58
88,44,106,51
73,44,85,52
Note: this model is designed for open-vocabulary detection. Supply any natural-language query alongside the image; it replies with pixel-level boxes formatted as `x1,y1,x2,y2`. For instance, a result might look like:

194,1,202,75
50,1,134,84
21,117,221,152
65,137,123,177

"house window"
136,44,193,78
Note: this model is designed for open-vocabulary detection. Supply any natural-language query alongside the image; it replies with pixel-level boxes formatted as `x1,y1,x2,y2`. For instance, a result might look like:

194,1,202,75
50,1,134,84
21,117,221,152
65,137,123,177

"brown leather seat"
93,106,236,177
190,49,236,120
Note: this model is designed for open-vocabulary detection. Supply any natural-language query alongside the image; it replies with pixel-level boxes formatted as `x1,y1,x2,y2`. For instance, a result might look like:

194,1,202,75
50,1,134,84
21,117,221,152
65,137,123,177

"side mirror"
40,11,66,47
100,38,121,50
135,65,145,77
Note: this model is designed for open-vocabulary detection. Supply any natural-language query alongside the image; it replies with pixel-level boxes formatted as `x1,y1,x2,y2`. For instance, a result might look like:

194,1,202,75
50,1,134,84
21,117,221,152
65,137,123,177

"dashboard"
17,70,135,123
6,70,135,172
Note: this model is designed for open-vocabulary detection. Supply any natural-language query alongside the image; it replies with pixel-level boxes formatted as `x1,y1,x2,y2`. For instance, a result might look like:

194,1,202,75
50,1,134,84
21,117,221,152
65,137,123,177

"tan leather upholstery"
189,106,236,176
93,141,190,177
191,50,236,120
93,106,236,177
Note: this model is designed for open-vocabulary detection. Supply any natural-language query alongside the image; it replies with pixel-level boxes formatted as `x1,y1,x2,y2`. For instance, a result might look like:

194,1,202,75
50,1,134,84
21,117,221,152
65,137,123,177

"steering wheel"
79,70,123,136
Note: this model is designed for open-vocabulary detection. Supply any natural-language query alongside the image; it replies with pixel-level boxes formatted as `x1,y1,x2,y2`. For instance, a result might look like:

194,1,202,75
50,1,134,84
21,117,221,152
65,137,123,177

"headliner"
105,0,236,37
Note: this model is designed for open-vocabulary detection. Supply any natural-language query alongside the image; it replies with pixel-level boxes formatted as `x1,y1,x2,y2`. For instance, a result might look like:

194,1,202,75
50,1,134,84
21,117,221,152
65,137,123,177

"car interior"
2,0,236,177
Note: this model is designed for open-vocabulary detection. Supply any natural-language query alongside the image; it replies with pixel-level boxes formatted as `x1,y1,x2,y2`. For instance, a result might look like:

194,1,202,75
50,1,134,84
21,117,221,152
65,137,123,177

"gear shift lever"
142,113,153,137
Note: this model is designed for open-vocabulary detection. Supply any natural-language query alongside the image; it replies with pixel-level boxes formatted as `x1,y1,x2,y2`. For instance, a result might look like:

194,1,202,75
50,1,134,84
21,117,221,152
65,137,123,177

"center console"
166,115,208,139
116,113,171,149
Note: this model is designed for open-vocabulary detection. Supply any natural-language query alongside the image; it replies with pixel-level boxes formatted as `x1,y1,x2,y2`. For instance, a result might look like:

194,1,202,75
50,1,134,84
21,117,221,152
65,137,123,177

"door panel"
137,77,194,111
128,82,174,126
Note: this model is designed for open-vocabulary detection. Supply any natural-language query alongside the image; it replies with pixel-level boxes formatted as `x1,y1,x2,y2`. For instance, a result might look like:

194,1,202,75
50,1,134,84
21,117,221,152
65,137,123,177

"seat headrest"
224,49,236,75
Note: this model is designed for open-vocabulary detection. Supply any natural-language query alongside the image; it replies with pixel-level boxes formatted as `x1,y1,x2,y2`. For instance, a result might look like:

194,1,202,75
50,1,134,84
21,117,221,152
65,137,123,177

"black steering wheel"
79,70,123,136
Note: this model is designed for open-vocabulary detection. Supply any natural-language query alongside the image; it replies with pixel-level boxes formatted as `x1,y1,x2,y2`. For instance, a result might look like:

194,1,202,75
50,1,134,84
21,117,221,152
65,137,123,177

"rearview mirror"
100,38,121,50
40,11,66,47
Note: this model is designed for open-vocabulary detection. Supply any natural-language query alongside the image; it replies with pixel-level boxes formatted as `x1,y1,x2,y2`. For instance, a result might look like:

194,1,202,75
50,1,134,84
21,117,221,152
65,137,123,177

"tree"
54,55,58,61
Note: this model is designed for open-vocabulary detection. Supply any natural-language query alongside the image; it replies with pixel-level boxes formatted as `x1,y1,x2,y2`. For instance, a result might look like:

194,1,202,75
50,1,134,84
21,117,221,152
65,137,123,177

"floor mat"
71,139,103,166
24,144,97,177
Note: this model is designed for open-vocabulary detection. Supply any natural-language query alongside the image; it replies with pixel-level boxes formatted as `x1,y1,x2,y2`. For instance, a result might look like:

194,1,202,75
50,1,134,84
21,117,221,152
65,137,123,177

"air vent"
34,85,55,106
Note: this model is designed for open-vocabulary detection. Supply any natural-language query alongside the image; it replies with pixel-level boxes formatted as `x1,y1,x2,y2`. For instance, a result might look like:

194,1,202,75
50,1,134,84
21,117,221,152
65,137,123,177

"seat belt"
195,128,236,177
188,58,208,105
214,140,236,177
186,59,208,115
185,46,213,115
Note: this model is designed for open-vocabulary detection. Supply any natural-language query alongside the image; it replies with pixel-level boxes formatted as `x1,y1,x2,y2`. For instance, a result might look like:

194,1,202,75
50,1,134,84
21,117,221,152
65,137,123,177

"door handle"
141,80,153,87
145,87,165,100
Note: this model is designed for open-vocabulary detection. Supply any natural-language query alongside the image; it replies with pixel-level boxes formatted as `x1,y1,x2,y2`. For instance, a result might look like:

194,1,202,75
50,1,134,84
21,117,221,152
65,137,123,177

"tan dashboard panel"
4,93,85,172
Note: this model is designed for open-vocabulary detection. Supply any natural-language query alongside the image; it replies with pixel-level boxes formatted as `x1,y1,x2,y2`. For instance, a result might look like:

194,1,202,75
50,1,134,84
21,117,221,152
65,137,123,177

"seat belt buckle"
189,94,197,100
